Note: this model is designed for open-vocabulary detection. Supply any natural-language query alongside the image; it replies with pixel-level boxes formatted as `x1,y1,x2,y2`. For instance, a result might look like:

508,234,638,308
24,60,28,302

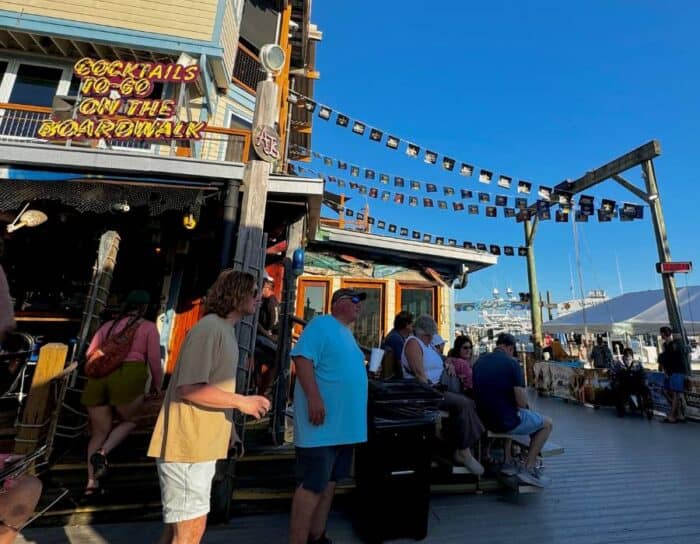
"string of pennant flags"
330,203,527,257
292,155,646,223
290,89,650,216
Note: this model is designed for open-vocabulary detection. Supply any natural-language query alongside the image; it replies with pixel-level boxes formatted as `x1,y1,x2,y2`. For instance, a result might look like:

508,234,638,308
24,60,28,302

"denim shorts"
295,445,353,493
665,373,686,393
508,409,545,435
156,460,216,523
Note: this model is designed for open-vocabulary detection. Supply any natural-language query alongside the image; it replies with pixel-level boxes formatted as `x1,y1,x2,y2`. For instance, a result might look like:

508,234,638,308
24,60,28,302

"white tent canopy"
543,286,700,336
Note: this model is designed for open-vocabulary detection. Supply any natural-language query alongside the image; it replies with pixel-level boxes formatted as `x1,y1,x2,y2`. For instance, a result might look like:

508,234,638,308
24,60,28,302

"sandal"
90,451,109,480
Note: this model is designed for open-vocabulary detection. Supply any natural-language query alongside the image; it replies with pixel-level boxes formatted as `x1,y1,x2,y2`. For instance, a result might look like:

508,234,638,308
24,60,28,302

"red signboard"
656,261,693,274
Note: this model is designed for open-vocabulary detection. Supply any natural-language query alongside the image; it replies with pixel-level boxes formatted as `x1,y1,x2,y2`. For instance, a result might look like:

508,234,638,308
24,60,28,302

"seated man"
0,454,42,544
472,333,553,487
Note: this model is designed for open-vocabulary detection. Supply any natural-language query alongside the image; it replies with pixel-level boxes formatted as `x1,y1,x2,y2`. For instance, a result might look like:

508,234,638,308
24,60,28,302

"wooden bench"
486,431,565,458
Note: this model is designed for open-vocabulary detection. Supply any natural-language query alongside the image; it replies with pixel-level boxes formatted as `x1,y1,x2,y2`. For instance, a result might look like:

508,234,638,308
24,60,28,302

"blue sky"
302,1,700,311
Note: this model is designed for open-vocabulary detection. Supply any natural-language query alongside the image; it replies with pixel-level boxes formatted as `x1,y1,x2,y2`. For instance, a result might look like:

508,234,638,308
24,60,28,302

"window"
296,279,330,324
343,280,385,349
397,283,437,321
9,64,63,107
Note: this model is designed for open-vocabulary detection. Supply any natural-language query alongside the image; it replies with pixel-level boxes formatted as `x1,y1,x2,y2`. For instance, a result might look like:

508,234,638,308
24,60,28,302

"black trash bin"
354,380,442,543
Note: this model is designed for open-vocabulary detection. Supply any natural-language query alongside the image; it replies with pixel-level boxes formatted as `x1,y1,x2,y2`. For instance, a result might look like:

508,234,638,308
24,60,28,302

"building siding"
0,0,218,42
219,0,244,84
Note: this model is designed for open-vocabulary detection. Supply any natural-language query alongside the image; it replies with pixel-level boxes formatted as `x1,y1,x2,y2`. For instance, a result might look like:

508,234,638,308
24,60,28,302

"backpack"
85,317,141,378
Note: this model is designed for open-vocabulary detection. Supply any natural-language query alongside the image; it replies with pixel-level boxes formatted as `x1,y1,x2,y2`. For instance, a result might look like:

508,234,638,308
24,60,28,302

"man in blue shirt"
289,288,368,544
473,333,553,487
380,310,413,378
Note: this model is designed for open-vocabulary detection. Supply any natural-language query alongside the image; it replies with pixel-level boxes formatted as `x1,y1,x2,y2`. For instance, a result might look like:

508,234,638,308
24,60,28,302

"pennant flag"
555,210,569,223
453,202,465,211
412,230,421,240
424,150,438,165
423,234,432,243
426,183,437,193
516,209,531,222
369,128,383,142
379,173,389,184
423,197,434,208
538,186,552,201
490,245,501,255
365,169,375,180
438,200,448,210
468,204,479,215
601,198,616,213
338,179,346,188
578,194,595,206
349,182,357,189
336,114,349,127
352,121,366,135
407,143,420,157
517,180,532,194
410,180,421,191
485,206,497,217
389,224,397,233
443,157,456,171
345,209,354,216
378,220,386,229
312,151,321,158
323,156,332,166
634,205,644,219
479,169,493,184
460,163,474,177
498,175,512,189
304,100,317,113
597,209,613,222
357,212,365,220
394,193,405,204
495,195,508,207
478,192,490,203
504,246,514,256
575,211,589,222
350,166,360,177
358,185,367,195
327,175,336,183
444,186,455,196
381,191,390,201
394,176,405,187
580,202,594,216
448,239,457,247
400,227,409,237
386,135,400,149
369,188,378,198
518,246,528,256
338,160,347,170
318,106,332,120
435,236,445,245
368,217,375,225
504,208,516,218
409,196,418,207
558,192,572,205
460,189,473,199
463,241,475,249
476,243,487,251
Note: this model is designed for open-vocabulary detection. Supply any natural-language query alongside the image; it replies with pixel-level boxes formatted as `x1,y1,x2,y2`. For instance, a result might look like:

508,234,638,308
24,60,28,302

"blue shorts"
665,373,685,393
295,445,354,493
508,409,545,435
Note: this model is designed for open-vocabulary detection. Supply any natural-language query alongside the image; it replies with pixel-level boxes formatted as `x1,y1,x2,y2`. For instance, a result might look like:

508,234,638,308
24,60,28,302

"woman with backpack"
80,289,162,497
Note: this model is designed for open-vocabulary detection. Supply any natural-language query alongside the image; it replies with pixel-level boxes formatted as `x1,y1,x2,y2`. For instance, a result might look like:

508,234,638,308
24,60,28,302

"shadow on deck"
18,394,700,543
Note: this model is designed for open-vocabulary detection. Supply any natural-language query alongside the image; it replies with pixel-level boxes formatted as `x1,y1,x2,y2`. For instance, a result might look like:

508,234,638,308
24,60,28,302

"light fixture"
259,44,286,79
6,204,48,233
111,201,130,213
183,212,197,230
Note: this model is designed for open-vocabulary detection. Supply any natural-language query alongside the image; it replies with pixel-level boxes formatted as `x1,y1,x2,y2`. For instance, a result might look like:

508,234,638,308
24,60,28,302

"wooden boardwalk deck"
18,394,700,543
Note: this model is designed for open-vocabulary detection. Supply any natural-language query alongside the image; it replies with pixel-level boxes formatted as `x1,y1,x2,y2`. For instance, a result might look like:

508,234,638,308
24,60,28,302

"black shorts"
295,445,354,493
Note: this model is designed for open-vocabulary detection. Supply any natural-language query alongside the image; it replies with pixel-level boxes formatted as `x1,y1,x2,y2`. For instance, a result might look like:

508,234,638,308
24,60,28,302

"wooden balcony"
232,42,266,95
0,103,250,163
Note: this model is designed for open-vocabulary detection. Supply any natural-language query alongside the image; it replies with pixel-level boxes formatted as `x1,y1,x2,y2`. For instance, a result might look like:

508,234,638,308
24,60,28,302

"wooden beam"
70,39,89,57
0,31,8,49
8,30,31,51
111,46,124,60
28,33,49,55
51,36,70,57
611,174,649,202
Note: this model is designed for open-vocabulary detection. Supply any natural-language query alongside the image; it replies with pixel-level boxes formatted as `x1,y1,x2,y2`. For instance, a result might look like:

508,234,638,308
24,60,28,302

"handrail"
0,102,51,114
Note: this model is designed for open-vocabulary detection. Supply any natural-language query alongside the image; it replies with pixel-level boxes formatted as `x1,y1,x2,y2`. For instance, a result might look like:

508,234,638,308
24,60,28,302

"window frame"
295,276,332,330
341,278,388,348
395,281,438,323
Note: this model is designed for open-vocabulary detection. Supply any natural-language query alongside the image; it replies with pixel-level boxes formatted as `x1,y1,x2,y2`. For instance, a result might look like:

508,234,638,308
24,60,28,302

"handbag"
85,317,141,378
439,368,463,394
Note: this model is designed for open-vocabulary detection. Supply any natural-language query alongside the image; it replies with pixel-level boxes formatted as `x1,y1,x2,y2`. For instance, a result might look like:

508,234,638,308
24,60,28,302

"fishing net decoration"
0,180,214,215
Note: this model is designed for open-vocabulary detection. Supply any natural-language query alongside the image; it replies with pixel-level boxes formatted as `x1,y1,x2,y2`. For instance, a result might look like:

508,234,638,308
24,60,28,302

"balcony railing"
232,42,266,95
0,103,251,163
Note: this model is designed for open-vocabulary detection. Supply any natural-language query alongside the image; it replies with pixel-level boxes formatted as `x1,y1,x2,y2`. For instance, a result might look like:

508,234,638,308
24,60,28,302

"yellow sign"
39,58,207,141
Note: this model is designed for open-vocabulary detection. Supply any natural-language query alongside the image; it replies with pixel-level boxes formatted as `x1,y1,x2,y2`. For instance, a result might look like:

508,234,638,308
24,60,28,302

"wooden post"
14,343,68,455
524,218,543,351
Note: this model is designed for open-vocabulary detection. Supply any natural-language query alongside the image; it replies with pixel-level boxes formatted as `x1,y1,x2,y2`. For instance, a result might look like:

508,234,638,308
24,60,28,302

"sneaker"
454,451,485,476
500,460,519,476
517,465,551,488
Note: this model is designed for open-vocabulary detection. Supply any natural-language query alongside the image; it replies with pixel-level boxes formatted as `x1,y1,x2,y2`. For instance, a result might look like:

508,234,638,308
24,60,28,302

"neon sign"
38,58,207,141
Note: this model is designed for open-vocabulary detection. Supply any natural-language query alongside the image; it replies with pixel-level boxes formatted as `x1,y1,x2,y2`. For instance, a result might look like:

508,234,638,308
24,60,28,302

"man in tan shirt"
148,270,270,544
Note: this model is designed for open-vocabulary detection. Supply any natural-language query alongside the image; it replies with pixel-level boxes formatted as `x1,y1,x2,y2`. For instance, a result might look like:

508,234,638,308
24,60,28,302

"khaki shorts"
81,361,147,407
156,460,217,523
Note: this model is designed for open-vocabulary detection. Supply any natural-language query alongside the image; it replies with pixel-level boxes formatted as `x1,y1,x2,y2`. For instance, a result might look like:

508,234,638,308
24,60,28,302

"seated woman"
445,336,475,394
401,315,484,475
0,454,42,544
